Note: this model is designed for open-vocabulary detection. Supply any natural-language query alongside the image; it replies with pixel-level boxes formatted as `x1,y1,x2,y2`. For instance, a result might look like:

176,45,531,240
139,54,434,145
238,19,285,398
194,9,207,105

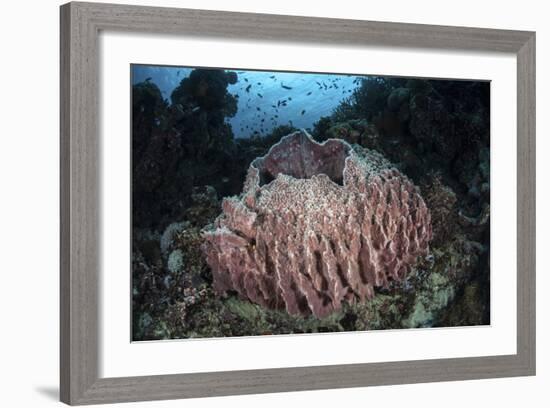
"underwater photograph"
131,64,490,341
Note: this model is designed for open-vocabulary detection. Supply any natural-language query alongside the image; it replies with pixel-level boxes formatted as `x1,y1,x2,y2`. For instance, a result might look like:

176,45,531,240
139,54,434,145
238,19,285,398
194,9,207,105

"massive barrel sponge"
202,131,432,318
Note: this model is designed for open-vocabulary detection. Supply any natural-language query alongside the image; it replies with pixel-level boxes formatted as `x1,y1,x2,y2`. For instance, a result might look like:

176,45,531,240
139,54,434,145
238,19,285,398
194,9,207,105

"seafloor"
131,69,490,341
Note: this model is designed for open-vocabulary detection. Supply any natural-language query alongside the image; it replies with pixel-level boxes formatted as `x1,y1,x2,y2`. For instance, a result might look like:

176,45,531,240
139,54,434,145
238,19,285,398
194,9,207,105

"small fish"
176,70,180,76
288,97,292,101
145,77,152,81
244,78,249,82
281,83,292,90
191,106,200,113
245,84,252,92
257,82,261,85
257,93,263,98
222,177,230,183
256,107,261,111
271,105,277,108
301,109,306,115
334,83,339,89
270,75,276,79
306,91,312,96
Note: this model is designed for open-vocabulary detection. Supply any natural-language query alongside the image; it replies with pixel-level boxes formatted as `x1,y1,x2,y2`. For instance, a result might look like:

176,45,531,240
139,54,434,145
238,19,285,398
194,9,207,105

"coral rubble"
202,131,432,318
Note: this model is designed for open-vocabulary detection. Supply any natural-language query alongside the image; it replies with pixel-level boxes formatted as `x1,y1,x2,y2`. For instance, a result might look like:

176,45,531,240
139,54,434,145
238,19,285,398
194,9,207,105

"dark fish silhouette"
245,84,252,92
288,97,292,101
257,93,263,98
257,82,261,85
281,83,292,90
301,109,306,115
256,107,261,111
270,75,275,79
306,91,312,96
145,77,152,81
176,70,180,76
244,78,249,82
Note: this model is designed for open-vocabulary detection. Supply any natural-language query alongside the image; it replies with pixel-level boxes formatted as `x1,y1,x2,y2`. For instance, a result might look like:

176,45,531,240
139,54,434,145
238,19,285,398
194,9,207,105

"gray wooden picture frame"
60,1,536,405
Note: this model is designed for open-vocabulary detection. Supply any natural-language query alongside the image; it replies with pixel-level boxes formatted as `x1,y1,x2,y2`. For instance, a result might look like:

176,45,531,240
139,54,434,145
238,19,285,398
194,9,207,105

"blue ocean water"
131,65,361,138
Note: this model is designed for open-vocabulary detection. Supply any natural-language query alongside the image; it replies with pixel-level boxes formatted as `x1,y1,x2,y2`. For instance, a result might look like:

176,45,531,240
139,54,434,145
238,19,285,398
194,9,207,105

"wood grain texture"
516,34,536,372
60,2,100,404
59,1,536,405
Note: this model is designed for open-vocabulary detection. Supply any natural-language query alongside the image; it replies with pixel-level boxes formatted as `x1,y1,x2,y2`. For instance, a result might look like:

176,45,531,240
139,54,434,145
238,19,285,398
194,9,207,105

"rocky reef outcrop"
132,69,240,230
202,131,432,318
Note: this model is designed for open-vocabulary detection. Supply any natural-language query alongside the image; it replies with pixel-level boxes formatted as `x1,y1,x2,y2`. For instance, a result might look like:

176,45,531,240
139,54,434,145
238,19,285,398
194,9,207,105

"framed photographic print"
60,1,536,405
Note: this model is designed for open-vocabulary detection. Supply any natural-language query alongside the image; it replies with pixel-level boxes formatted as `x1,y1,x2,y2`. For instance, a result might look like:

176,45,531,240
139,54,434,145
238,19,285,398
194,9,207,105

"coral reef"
132,223,211,340
132,69,240,229
131,71,491,340
420,174,459,246
202,131,432,318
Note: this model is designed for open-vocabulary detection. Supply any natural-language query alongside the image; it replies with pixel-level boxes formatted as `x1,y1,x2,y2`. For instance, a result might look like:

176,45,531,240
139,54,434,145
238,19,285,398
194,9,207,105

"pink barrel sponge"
202,131,432,318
